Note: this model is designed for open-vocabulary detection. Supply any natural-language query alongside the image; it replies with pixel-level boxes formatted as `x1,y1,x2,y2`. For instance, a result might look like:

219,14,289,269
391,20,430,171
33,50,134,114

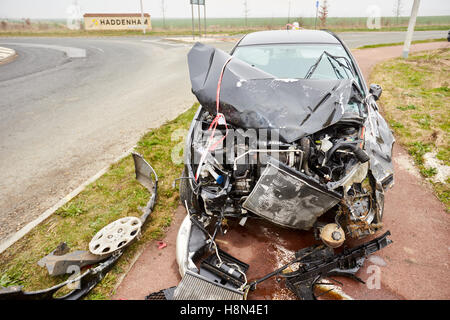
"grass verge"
358,38,447,49
0,103,198,299
371,48,449,211
0,24,449,38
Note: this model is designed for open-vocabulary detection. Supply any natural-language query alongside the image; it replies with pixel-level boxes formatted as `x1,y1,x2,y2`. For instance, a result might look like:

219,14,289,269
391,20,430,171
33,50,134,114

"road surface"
0,30,447,245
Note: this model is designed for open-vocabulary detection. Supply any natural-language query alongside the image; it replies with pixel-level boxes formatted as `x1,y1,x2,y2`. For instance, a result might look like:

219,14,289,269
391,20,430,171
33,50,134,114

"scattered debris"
0,152,158,300
281,231,392,300
89,217,142,256
157,241,167,250
314,278,354,300
37,243,109,276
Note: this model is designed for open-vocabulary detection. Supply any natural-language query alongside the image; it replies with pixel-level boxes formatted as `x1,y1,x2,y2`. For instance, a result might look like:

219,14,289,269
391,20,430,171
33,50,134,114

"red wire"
208,56,233,151
194,57,233,181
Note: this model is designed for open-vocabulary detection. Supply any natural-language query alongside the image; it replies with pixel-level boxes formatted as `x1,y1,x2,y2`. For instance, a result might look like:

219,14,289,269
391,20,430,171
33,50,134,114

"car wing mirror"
369,84,382,101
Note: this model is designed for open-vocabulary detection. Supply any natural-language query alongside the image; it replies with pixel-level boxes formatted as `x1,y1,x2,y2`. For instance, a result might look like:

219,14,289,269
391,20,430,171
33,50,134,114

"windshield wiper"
326,56,345,79
304,51,326,79
305,51,354,79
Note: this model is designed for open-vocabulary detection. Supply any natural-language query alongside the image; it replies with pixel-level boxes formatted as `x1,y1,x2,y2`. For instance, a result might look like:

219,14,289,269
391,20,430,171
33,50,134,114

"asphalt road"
0,30,447,244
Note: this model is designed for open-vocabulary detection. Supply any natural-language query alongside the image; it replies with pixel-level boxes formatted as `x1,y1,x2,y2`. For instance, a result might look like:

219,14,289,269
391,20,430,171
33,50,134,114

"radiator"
173,270,244,300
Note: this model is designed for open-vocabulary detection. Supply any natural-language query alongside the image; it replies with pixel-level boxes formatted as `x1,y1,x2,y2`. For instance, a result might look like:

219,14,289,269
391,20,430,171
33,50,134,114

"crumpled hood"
188,42,358,143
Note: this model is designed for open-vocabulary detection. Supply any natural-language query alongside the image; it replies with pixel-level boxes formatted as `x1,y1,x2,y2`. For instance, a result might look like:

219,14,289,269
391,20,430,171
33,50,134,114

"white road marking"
141,39,188,47
0,146,134,254
0,42,86,58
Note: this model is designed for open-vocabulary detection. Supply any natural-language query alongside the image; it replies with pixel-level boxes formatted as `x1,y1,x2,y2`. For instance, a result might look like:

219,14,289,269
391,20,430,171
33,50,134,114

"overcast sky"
1,0,449,19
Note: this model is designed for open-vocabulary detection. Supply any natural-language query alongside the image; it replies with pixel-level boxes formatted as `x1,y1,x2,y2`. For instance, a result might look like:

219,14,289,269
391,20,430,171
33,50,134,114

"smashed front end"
184,42,394,237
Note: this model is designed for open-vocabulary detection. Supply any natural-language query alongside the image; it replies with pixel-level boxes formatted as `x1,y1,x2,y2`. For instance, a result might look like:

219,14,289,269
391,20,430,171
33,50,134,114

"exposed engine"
184,105,386,243
182,42,395,247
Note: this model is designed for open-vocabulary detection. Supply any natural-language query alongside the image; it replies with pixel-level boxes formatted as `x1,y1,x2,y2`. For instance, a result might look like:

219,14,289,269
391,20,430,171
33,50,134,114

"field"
151,16,450,31
0,16,448,37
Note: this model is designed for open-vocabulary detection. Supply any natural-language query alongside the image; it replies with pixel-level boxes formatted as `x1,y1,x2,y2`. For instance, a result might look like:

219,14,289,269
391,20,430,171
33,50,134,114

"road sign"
83,14,151,31
191,0,205,5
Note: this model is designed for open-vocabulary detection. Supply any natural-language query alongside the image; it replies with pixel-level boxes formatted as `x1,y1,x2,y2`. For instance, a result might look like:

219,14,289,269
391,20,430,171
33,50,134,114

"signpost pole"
314,1,319,30
140,0,146,34
191,3,195,40
203,2,207,37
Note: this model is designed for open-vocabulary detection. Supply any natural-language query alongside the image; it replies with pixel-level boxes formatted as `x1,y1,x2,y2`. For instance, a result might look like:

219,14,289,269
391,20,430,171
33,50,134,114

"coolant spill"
215,218,315,300
315,279,354,300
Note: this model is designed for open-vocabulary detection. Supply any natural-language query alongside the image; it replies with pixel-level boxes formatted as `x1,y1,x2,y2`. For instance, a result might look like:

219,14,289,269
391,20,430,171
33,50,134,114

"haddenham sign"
83,13,152,31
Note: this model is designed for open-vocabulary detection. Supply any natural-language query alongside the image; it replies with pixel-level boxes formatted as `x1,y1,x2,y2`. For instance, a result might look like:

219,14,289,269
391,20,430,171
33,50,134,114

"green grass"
0,16,449,37
371,48,450,211
0,103,198,299
358,38,447,49
150,16,450,30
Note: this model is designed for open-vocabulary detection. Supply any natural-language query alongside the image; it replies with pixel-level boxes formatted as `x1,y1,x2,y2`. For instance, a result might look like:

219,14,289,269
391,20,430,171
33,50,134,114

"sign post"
204,2,207,37
190,0,206,38
314,1,319,30
402,0,421,58
140,0,146,34
191,2,195,39
197,2,201,37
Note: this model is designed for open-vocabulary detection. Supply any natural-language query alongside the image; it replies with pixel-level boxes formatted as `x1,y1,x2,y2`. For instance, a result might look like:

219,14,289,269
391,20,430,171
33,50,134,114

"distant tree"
318,0,329,27
393,0,404,25
243,0,250,27
1,21,7,30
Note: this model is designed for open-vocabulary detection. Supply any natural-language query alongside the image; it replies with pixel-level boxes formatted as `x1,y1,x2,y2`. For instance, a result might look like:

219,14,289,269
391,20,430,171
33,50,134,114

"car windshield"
233,43,359,83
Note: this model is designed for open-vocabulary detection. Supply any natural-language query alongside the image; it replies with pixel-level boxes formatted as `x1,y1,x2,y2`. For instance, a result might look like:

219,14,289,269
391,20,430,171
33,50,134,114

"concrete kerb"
0,99,195,256
0,146,135,255
0,46,17,65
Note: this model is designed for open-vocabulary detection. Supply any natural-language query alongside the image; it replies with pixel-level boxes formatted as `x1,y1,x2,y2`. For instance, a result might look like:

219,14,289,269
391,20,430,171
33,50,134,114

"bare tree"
318,0,329,27
393,0,404,25
161,0,167,29
243,0,250,27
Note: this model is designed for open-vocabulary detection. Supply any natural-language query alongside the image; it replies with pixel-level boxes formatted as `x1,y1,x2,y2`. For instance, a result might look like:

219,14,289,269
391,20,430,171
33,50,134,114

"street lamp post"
140,0,146,34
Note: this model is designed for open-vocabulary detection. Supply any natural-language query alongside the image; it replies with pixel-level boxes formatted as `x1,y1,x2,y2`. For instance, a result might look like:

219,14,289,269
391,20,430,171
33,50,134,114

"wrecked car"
172,30,395,300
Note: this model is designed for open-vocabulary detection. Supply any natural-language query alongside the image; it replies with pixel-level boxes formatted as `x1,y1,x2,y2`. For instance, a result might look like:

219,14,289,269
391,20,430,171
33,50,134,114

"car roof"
236,29,341,47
